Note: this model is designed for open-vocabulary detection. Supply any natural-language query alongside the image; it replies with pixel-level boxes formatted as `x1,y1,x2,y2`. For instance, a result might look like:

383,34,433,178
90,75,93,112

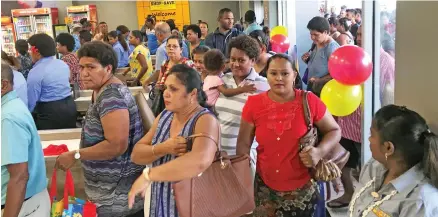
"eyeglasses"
166,44,180,49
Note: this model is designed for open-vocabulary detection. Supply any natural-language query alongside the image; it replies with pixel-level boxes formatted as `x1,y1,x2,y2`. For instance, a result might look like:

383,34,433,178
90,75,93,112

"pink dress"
203,74,224,106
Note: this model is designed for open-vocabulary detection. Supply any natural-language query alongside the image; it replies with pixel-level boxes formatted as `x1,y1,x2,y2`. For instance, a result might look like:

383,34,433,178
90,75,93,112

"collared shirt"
351,159,438,217
112,41,130,68
205,28,243,56
145,28,158,55
154,36,189,72
13,69,28,106
27,56,71,111
215,68,270,155
1,91,47,205
128,44,154,84
244,22,263,35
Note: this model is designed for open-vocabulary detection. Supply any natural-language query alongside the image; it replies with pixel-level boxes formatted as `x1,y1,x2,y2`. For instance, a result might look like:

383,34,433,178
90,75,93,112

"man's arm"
204,33,215,49
26,72,42,112
3,163,29,217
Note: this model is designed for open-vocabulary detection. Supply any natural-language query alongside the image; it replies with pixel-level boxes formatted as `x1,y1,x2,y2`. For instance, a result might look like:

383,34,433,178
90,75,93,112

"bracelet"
152,145,157,157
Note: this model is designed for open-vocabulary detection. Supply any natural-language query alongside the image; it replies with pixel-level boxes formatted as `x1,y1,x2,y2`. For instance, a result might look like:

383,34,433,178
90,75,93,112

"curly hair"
77,41,118,74
203,49,226,72
227,35,260,59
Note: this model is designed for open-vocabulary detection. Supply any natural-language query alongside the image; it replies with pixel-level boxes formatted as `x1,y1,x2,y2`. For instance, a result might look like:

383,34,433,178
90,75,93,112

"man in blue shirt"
1,62,49,216
142,22,189,86
243,10,263,35
27,33,77,130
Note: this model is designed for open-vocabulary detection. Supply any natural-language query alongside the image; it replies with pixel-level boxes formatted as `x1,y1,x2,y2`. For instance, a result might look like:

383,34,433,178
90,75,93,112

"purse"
149,84,165,117
172,117,255,217
299,91,350,182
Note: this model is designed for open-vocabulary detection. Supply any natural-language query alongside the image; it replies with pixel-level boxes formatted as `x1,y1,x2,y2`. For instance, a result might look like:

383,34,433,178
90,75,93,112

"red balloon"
270,34,290,53
328,45,373,85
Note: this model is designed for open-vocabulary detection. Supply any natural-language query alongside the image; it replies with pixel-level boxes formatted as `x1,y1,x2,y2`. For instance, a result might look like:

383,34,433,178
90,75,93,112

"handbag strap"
302,91,312,130
49,169,75,209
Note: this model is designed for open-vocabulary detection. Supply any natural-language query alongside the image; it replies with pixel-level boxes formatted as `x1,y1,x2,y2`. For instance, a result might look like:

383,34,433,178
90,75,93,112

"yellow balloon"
321,80,362,117
270,26,288,38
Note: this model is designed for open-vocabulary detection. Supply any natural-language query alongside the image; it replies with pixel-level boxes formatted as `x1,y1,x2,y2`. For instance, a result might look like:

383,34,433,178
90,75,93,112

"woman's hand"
128,175,150,209
299,146,323,168
162,136,188,156
301,52,311,63
55,151,77,171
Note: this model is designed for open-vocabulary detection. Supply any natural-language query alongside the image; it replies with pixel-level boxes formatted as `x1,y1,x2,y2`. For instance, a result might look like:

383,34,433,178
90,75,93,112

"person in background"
1,62,49,217
15,40,32,80
203,49,256,107
182,24,189,40
237,54,341,216
355,8,362,25
2,51,28,105
244,10,262,35
116,25,135,54
205,8,243,56
94,21,109,42
185,24,205,58
123,30,153,86
143,22,189,87
199,21,209,40
71,24,82,52
248,30,272,75
56,41,145,217
349,105,438,217
328,17,341,41
192,45,210,81
108,30,130,68
128,64,220,217
81,19,92,33
346,9,359,40
262,26,270,37
141,15,158,55
55,33,81,89
215,35,270,179
338,8,347,18
79,30,92,46
336,17,354,46
27,33,76,130
303,16,340,97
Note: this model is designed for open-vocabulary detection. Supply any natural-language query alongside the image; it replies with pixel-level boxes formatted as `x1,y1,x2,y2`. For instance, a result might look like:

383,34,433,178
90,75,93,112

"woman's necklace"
349,177,398,217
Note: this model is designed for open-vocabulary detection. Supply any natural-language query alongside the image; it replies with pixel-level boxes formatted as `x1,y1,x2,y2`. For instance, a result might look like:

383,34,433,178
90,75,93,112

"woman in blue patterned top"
128,64,220,217
56,41,145,217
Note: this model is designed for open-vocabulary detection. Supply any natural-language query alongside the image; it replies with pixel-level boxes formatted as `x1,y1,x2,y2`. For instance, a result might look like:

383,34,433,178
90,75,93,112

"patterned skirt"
252,175,319,217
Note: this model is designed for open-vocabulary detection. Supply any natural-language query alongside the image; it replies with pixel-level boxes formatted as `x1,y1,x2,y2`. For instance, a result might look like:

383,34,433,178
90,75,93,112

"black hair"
265,53,302,90
355,8,362,15
79,18,88,25
77,41,118,74
346,9,357,15
1,62,14,86
28,33,56,57
146,15,156,23
328,17,339,26
166,35,183,48
218,8,232,18
131,30,145,44
244,10,256,23
15,39,29,56
1,50,20,70
186,24,201,39
234,23,244,32
307,16,330,33
374,105,438,187
79,30,92,42
108,30,129,51
199,21,208,28
338,17,351,31
227,35,260,60
262,26,270,35
192,45,210,56
98,21,107,25
166,19,177,31
324,13,330,19
55,33,75,52
116,25,130,35
249,30,269,50
167,64,209,109
203,49,226,72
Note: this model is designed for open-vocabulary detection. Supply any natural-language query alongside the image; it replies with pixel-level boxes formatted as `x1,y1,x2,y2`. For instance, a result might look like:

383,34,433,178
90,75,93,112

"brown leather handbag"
172,130,255,217
299,91,350,182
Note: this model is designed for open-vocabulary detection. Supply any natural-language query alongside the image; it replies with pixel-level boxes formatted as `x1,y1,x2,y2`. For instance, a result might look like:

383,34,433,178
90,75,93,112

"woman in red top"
237,54,341,216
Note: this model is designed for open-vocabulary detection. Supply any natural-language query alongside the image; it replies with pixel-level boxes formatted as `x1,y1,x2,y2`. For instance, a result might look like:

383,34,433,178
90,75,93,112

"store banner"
150,0,177,11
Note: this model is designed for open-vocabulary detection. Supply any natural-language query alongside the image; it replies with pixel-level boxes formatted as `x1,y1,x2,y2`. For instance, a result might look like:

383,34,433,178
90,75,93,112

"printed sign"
150,0,177,11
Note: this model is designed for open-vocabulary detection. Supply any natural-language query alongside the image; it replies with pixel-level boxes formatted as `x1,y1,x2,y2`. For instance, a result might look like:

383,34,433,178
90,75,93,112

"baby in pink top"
203,49,256,106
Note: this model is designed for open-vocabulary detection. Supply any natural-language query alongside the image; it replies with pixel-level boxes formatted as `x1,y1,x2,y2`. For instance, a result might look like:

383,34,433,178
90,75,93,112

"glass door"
14,16,33,40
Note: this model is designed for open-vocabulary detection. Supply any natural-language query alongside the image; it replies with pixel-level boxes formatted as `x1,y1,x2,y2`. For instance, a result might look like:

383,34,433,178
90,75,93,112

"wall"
188,1,240,33
72,1,138,31
394,1,438,132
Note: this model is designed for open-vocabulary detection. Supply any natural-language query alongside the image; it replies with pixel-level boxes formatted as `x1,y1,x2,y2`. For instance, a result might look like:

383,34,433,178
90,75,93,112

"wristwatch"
74,150,81,160
143,167,151,181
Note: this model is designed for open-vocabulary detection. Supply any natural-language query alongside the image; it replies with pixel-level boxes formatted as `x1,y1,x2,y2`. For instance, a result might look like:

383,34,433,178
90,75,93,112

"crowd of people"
1,5,438,217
